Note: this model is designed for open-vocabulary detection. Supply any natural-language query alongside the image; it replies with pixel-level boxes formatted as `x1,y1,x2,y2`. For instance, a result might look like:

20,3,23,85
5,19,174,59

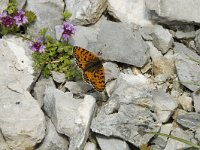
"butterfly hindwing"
73,46,105,92
84,65,105,92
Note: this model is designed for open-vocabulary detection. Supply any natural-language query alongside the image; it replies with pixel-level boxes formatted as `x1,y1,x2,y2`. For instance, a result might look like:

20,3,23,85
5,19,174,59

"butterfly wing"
73,46,98,71
73,46,105,92
84,66,105,92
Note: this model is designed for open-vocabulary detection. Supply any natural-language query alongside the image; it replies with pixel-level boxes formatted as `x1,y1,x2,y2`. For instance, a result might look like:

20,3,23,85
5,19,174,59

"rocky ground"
1,0,200,150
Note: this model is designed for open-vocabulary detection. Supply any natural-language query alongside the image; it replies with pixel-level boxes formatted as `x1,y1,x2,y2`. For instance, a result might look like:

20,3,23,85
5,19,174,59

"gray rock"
151,25,173,54
176,112,200,129
175,31,195,39
0,90,46,149
27,0,64,37
105,80,117,97
33,78,56,107
88,21,150,67
139,26,154,41
83,142,97,150
174,42,200,91
177,94,193,112
146,41,163,60
43,87,96,150
37,119,69,150
0,0,8,13
0,37,45,149
16,0,27,9
152,90,177,123
189,40,196,49
146,0,200,24
51,71,66,83
152,57,175,79
0,131,10,150
66,0,107,25
151,124,172,150
195,29,200,54
3,36,34,74
91,73,160,147
164,127,196,150
195,128,200,142
192,91,200,113
141,62,151,74
107,0,152,26
96,134,130,150
70,24,99,48
64,81,92,94
104,62,120,82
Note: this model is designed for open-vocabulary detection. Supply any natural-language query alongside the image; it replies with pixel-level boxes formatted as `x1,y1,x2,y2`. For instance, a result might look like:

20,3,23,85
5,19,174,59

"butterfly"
73,46,105,92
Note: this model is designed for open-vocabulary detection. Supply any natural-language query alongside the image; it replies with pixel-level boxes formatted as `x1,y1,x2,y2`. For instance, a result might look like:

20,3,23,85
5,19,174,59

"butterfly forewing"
73,46,98,70
73,46,105,92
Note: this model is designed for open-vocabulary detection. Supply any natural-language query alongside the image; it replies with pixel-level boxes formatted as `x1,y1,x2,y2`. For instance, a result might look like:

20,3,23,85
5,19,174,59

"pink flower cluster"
30,38,46,53
61,21,75,40
0,10,28,28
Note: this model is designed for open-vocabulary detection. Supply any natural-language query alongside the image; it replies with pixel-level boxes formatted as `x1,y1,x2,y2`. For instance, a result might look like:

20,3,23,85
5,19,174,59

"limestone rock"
27,0,64,37
66,0,107,25
91,73,160,147
151,25,173,54
164,127,196,150
83,142,97,150
0,0,9,14
146,0,200,24
151,124,172,150
192,91,200,113
176,112,200,129
43,87,96,150
33,78,56,107
96,134,130,150
177,94,193,112
152,57,175,78
195,29,200,54
103,62,120,82
175,31,195,39
51,71,66,83
0,131,10,150
146,41,163,60
88,21,150,67
64,81,92,94
152,90,177,123
0,90,46,149
174,42,200,91
107,0,152,26
37,119,69,150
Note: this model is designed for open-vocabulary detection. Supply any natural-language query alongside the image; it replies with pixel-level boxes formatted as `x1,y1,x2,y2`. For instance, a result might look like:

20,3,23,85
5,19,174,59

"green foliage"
25,11,37,23
0,23,18,35
6,0,17,14
39,28,48,36
63,11,72,21
32,29,82,80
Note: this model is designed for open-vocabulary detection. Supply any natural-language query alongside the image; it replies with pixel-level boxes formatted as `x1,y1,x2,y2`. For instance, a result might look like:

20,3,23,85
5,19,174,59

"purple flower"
14,10,28,27
0,11,15,28
61,21,75,40
30,38,45,53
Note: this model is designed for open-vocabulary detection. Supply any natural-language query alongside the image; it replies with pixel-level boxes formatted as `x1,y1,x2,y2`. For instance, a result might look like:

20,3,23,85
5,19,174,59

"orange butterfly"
73,46,105,92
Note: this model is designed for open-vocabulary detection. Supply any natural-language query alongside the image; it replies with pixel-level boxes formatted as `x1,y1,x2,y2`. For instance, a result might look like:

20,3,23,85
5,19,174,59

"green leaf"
39,28,48,37
6,0,17,14
63,11,72,21
25,11,37,23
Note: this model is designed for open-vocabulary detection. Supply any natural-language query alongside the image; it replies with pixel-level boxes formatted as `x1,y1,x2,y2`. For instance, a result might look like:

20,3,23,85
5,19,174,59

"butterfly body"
73,46,105,92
